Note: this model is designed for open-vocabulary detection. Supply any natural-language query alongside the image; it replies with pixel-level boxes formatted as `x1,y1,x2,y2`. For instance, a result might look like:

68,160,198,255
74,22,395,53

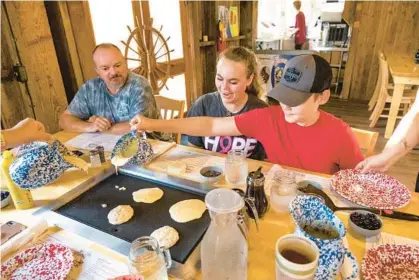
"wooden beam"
44,1,84,103
3,1,68,132
180,1,202,108
157,58,185,77
66,1,97,81
1,2,35,128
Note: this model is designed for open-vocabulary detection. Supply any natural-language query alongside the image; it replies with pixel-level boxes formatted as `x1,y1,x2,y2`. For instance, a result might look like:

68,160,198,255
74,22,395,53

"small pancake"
132,188,164,203
107,205,134,225
151,226,179,248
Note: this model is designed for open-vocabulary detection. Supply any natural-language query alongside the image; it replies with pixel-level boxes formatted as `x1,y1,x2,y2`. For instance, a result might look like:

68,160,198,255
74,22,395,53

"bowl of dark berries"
200,166,223,184
349,210,382,237
1,190,11,208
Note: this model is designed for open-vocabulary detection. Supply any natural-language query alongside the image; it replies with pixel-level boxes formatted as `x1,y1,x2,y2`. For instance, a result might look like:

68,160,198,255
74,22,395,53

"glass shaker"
225,149,248,186
128,236,172,280
270,170,298,212
245,167,268,219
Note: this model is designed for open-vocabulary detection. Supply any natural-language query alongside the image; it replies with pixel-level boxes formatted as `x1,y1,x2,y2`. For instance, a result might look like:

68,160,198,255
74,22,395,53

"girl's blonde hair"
217,46,264,98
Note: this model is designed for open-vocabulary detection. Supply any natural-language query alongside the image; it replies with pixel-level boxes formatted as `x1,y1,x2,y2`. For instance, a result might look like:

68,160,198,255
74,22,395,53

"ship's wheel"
121,17,173,93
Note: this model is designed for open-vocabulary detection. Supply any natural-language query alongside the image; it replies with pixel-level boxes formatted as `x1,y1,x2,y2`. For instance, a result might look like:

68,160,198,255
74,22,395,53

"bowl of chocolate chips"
349,210,382,237
200,166,223,184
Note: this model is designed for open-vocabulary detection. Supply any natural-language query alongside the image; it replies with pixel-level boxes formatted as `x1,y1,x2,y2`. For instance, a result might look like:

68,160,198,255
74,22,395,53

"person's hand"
355,152,392,173
14,118,52,143
87,116,112,132
129,115,145,131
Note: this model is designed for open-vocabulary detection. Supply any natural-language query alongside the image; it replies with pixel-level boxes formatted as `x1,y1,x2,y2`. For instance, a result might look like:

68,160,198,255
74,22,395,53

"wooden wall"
341,1,419,101
1,1,96,131
1,2,68,132
180,1,258,108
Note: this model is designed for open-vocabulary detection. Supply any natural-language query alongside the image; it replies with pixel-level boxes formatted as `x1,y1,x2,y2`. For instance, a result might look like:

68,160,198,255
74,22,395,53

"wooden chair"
369,53,417,128
368,52,414,112
154,95,185,144
351,127,379,157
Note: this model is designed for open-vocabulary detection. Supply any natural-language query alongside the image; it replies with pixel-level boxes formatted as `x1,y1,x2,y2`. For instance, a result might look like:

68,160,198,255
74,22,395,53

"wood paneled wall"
342,1,419,101
1,2,68,132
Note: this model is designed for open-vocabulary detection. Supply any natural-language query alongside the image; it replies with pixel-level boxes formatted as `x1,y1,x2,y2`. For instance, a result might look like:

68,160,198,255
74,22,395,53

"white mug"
275,234,319,280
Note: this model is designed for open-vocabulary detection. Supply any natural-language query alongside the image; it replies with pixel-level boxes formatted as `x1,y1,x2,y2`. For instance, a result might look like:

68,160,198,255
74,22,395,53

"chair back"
154,95,185,143
351,127,379,157
379,53,390,94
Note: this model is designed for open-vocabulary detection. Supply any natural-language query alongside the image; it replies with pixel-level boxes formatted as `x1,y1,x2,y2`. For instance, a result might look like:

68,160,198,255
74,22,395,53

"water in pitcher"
201,189,248,280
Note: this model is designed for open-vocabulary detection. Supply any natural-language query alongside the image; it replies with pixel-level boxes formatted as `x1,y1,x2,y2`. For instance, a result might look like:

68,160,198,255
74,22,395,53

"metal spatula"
298,184,419,222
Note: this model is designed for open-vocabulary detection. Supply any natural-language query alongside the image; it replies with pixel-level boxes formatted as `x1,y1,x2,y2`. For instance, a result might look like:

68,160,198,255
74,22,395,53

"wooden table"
385,54,419,138
1,131,419,279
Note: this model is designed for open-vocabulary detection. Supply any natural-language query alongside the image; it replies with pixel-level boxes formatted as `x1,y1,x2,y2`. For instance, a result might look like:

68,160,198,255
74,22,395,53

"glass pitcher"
128,236,172,280
225,149,248,186
270,170,298,212
201,188,258,280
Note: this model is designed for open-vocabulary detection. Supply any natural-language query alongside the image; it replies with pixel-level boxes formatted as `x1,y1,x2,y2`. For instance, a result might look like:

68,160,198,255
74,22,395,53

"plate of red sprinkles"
331,169,411,209
1,243,73,280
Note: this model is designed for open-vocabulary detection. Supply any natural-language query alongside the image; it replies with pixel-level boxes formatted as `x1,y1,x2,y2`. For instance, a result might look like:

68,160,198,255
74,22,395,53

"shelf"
225,35,246,42
199,41,216,47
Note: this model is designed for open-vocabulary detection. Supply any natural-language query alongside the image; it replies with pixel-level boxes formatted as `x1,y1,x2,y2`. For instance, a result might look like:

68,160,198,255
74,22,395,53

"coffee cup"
275,234,319,280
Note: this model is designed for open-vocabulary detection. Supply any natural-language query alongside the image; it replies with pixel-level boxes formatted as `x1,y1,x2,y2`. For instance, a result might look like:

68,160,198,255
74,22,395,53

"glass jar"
128,236,171,280
225,150,248,186
270,170,298,212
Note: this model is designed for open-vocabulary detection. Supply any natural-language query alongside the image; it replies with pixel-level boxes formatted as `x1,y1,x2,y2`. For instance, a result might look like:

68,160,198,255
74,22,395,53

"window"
88,0,186,103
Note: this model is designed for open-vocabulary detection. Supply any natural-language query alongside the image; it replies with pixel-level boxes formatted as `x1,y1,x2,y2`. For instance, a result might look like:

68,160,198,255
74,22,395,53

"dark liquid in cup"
281,249,311,264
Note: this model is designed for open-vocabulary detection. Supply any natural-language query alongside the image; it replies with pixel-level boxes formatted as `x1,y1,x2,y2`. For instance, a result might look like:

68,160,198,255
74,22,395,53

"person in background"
1,118,52,150
356,95,419,173
293,0,306,50
131,54,364,175
59,43,163,138
184,46,268,160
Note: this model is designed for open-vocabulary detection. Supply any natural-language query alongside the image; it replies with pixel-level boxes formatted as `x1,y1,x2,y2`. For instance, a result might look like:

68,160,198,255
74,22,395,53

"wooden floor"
321,97,419,192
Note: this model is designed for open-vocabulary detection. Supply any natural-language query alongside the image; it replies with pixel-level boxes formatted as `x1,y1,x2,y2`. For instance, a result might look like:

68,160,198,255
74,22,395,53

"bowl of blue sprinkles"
1,190,11,208
349,210,382,237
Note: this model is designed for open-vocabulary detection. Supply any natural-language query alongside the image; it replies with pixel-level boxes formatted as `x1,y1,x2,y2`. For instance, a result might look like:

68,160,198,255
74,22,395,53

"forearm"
386,98,419,149
59,114,91,133
141,116,240,137
107,122,131,135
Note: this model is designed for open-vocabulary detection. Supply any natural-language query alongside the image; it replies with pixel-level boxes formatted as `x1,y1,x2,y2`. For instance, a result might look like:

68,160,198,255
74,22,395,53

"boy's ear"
318,89,330,105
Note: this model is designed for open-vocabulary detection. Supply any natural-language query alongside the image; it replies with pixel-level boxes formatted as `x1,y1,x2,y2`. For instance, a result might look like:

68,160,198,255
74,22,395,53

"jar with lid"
270,170,298,212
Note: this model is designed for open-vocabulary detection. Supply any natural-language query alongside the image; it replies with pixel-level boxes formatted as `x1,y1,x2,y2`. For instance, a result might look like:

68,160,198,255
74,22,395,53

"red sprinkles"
1,243,73,280
362,244,419,280
331,169,411,209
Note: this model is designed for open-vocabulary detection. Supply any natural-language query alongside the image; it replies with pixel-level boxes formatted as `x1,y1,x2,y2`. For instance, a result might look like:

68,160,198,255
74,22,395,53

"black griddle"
55,173,210,264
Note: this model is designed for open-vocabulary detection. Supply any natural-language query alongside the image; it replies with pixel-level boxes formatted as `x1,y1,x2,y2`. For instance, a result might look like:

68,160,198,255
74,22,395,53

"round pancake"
107,205,134,225
151,226,179,248
132,188,164,203
169,199,206,223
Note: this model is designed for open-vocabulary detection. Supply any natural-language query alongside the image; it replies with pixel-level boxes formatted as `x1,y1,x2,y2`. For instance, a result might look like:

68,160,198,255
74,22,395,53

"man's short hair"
293,1,301,10
92,43,121,56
